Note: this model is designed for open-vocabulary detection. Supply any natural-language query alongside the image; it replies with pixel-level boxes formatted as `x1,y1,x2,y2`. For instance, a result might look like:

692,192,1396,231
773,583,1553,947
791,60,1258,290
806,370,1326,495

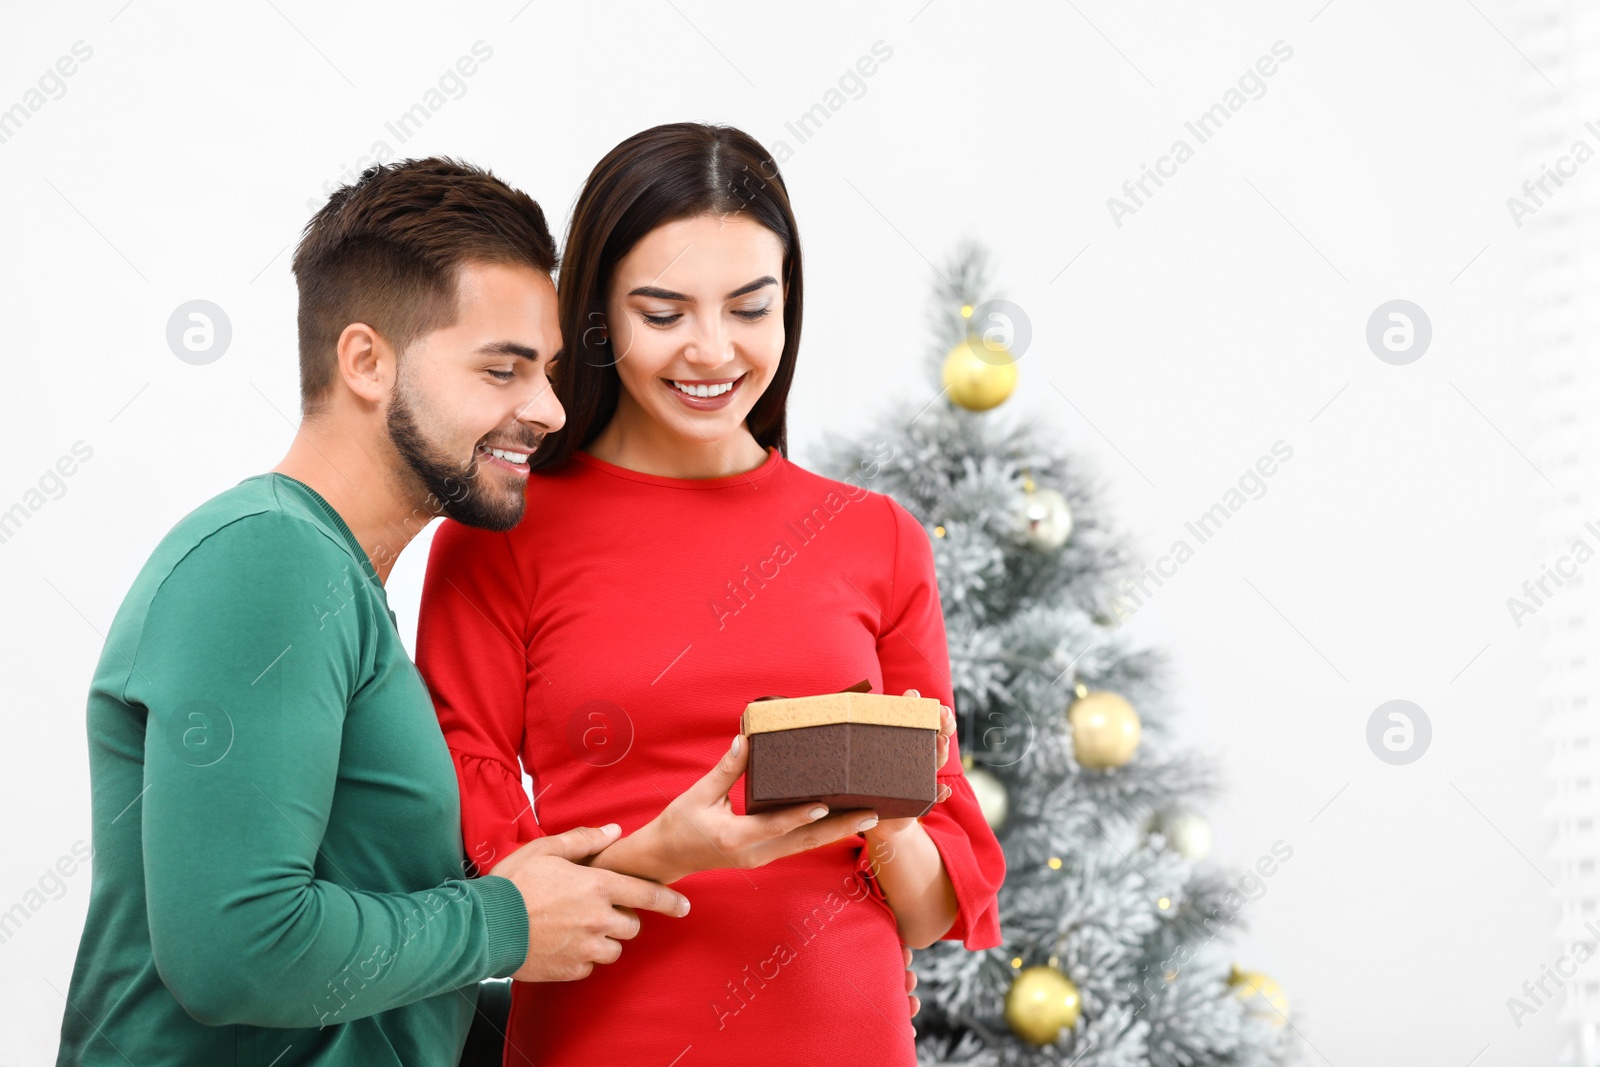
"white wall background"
0,1,1558,1064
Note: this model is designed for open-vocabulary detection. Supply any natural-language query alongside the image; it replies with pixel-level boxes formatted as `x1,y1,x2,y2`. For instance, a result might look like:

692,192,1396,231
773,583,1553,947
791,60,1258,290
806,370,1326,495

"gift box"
741,680,942,820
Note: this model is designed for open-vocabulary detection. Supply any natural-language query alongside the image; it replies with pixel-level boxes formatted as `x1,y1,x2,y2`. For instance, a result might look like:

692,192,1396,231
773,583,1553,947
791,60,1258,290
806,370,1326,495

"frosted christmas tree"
812,245,1302,1067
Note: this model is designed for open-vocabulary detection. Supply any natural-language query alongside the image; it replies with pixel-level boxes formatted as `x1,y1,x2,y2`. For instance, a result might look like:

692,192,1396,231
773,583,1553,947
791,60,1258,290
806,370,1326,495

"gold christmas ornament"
942,336,1017,411
1228,966,1289,1027
1067,689,1141,770
1004,965,1081,1045
1021,487,1073,550
966,765,1009,830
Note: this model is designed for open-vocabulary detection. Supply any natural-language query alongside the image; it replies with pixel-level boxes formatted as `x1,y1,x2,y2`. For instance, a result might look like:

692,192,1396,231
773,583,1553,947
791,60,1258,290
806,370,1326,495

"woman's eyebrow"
628,275,778,302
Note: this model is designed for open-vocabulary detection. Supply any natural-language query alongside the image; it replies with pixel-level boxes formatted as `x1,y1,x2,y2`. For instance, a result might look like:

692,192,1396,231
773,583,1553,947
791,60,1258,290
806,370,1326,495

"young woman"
415,123,1004,1065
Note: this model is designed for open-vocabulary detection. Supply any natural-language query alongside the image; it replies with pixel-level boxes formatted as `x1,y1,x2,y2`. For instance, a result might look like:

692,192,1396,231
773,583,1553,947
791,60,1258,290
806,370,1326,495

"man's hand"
488,824,691,982
592,734,882,884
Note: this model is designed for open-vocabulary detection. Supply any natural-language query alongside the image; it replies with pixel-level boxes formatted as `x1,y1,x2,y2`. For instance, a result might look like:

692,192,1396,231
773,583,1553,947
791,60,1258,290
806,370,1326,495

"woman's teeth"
670,379,736,398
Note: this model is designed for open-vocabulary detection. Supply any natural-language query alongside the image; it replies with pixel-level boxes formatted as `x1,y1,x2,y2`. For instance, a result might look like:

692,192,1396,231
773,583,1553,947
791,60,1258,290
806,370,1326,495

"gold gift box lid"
742,687,942,736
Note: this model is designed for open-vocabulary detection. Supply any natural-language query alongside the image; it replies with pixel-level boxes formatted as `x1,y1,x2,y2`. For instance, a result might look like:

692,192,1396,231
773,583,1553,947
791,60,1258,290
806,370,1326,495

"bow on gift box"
750,678,873,704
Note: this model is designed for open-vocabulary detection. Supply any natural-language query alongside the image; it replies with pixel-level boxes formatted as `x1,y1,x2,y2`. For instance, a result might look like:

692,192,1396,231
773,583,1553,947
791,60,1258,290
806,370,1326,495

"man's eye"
488,369,515,382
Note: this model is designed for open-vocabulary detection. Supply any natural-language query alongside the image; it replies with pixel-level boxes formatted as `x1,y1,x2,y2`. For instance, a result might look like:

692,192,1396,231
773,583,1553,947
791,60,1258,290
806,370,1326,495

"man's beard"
386,381,532,532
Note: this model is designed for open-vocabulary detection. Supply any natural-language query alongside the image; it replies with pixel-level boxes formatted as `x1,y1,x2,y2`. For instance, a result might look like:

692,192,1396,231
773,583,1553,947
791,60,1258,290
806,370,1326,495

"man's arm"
135,513,527,1028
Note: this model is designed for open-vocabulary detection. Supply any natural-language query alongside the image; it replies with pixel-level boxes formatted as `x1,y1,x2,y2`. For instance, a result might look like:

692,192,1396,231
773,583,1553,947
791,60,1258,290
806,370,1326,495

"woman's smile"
663,372,747,412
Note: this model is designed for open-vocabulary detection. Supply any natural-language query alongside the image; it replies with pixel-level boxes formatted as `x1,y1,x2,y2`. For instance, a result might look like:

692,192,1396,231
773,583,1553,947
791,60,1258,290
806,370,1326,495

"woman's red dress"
416,446,1005,1066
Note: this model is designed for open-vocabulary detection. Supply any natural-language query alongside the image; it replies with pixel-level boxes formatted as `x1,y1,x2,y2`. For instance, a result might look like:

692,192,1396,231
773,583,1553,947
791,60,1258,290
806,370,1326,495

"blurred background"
0,1,1572,1063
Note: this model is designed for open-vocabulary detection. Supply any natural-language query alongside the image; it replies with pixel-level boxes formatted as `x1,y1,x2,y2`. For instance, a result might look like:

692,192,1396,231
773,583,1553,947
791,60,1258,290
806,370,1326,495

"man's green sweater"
56,473,529,1066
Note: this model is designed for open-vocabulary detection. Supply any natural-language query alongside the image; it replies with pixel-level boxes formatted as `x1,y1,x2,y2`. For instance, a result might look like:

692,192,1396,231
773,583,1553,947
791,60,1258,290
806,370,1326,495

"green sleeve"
132,512,528,1028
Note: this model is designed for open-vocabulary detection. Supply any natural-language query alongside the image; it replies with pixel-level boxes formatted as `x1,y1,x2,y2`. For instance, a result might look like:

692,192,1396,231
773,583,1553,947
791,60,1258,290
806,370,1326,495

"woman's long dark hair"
529,122,804,471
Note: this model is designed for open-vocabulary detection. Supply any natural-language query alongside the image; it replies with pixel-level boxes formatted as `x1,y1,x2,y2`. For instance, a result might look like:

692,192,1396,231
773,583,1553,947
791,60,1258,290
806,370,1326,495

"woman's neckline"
571,444,784,489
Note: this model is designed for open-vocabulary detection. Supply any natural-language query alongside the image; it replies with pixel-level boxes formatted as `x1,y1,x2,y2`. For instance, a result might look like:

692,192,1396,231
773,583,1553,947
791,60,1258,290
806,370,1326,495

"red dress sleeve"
415,520,545,878
864,496,1006,950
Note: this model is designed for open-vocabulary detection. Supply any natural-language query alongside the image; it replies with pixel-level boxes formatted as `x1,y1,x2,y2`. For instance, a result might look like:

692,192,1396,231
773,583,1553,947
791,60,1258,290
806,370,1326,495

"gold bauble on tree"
1067,688,1141,770
942,335,1017,411
1004,965,1081,1045
1228,965,1289,1028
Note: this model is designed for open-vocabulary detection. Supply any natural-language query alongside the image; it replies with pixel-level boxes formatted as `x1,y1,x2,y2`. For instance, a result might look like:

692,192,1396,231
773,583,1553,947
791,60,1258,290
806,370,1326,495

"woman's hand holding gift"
586,732,881,885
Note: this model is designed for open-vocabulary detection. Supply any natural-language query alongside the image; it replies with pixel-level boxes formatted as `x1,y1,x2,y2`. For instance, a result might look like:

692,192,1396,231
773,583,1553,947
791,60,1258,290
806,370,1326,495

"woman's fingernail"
730,735,742,756
809,806,828,819
858,816,880,831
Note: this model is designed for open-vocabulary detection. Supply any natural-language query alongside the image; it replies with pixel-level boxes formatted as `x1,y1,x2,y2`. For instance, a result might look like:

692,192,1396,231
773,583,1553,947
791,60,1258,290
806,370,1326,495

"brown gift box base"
741,688,941,820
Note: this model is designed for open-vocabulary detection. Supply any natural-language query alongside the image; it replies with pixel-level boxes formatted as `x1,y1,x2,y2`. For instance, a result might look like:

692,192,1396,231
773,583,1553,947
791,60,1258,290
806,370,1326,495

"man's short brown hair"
291,156,558,416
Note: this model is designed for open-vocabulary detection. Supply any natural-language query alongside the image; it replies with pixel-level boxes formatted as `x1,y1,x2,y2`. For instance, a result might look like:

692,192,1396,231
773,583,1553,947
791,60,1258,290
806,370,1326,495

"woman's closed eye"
639,305,772,327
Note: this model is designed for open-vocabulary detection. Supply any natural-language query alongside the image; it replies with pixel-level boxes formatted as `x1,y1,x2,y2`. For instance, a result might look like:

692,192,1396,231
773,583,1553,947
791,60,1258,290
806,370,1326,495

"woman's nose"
684,316,735,367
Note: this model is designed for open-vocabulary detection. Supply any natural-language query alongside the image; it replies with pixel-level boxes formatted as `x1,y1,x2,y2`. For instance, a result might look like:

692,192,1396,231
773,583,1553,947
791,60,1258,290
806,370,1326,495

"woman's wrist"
589,826,675,883
864,816,924,852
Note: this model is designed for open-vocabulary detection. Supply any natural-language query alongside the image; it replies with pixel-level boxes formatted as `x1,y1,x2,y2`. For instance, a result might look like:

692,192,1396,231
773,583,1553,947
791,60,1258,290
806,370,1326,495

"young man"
54,158,690,1066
